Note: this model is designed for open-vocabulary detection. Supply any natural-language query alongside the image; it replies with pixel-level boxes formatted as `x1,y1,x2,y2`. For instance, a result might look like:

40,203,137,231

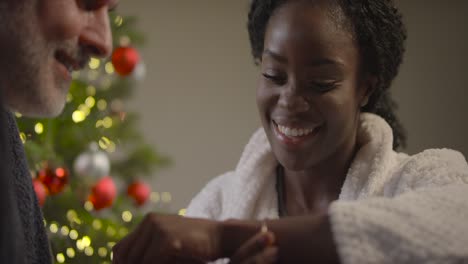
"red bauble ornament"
38,166,69,195
33,179,47,207
111,46,140,76
88,176,117,210
127,181,151,206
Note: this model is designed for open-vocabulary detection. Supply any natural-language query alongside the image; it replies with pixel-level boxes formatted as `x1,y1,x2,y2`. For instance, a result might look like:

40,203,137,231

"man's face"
0,0,116,117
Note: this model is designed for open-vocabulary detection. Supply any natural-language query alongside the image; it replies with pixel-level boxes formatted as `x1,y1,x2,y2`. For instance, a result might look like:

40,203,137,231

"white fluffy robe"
186,113,468,263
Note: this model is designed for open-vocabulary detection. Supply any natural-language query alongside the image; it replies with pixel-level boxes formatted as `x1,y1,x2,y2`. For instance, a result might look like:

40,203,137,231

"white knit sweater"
186,113,468,264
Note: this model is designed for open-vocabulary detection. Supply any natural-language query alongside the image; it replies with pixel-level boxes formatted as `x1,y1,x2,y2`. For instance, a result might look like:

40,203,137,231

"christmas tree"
16,13,170,263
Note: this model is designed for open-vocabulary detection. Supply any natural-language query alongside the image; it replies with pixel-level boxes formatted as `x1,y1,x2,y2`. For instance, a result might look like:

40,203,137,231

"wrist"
218,219,260,258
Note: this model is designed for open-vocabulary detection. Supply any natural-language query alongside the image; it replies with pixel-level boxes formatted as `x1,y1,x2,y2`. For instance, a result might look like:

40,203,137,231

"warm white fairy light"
85,96,96,108
98,247,108,257
92,219,102,230
69,230,79,240
34,123,44,134
89,58,100,70
66,248,76,258
105,62,115,74
56,253,65,263
178,208,187,216
122,211,133,223
114,16,123,27
72,110,86,123
87,85,96,96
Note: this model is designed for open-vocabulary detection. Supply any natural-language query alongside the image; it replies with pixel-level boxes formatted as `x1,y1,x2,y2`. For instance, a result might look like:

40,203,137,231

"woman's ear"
360,75,377,107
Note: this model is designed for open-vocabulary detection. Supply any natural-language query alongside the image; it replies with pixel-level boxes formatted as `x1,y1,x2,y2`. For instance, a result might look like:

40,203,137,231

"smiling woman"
111,0,468,263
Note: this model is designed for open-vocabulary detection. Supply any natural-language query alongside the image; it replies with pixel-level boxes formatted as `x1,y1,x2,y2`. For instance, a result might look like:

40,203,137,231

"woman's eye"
81,0,109,11
262,73,286,85
309,82,337,93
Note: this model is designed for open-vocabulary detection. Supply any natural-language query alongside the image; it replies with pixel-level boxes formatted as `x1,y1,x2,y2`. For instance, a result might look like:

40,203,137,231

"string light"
178,209,187,216
87,85,96,96
67,210,78,221
66,248,76,258
78,104,91,116
105,62,115,74
85,247,94,256
20,132,27,144
106,226,116,237
60,226,70,236
84,201,94,211
89,58,100,70
76,239,85,251
119,36,130,46
49,223,59,234
34,123,44,134
82,236,91,247
85,96,96,108
102,117,113,128
122,211,133,223
161,192,172,203
15,112,22,118
107,242,116,249
66,93,73,103
114,16,124,27
99,136,111,150
98,247,108,258
56,253,65,263
150,192,160,203
72,110,86,123
69,230,79,240
97,100,108,111
92,219,102,230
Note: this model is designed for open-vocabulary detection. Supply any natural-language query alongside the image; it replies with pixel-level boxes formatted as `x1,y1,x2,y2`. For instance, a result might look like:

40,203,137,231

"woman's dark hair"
247,0,407,149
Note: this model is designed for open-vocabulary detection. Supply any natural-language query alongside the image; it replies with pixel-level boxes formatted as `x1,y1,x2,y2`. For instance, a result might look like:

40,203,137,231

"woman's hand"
229,231,278,264
112,213,222,264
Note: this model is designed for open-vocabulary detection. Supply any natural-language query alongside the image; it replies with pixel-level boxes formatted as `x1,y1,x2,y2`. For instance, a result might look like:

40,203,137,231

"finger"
230,231,275,264
113,214,153,263
243,246,278,264
124,224,153,263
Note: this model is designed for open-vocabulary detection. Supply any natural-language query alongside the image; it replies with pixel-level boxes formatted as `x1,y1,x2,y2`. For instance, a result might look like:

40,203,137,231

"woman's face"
257,1,372,171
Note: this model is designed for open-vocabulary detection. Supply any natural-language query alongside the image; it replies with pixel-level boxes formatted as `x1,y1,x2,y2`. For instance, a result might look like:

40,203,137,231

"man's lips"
54,50,86,72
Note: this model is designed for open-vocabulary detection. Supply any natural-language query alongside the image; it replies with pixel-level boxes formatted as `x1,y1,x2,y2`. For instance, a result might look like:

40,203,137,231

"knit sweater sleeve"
185,171,234,220
329,149,468,264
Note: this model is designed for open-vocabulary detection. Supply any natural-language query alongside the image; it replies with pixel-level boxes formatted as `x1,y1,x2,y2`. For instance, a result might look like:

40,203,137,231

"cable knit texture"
186,113,468,263
4,110,52,264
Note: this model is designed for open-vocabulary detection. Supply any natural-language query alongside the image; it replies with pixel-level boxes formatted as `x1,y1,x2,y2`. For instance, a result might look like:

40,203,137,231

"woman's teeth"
277,124,314,137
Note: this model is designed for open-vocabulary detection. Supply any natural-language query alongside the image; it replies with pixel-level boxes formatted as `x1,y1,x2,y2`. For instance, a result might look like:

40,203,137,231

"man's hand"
112,213,222,264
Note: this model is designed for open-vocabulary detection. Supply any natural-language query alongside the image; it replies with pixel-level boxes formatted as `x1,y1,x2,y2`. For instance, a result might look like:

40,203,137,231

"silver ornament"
73,143,110,178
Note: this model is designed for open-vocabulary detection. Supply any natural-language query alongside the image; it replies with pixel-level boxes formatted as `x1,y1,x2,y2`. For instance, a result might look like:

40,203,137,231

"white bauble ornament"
74,143,110,178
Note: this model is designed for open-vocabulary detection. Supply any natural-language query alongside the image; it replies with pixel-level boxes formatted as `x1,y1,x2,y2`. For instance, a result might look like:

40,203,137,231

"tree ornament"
127,181,151,206
88,176,117,210
37,165,69,195
74,143,110,179
132,61,146,81
33,179,47,207
111,46,140,76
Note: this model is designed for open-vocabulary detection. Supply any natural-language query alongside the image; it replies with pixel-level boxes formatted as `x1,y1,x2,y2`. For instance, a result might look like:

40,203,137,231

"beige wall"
120,0,468,211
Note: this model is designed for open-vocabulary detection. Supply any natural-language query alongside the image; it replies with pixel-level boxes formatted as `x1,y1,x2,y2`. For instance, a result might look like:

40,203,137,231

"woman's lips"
272,120,321,147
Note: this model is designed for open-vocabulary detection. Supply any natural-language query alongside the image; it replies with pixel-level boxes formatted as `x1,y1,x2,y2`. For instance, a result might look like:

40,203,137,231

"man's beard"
0,2,69,117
